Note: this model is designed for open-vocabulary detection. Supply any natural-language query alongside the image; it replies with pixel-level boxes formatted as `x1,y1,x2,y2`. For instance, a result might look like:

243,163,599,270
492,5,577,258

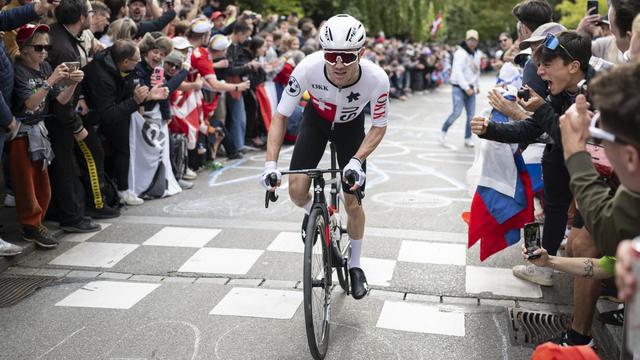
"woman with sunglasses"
8,23,83,249
261,14,390,300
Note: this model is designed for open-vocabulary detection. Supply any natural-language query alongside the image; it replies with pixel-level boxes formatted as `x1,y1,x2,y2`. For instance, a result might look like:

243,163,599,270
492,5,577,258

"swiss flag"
309,93,337,122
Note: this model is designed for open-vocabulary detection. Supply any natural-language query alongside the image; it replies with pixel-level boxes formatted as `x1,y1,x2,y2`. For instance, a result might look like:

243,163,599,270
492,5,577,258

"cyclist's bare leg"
344,193,364,239
288,174,312,208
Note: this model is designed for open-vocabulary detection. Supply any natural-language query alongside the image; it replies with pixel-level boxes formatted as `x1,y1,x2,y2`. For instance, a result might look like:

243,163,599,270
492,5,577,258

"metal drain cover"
508,307,572,347
0,276,55,307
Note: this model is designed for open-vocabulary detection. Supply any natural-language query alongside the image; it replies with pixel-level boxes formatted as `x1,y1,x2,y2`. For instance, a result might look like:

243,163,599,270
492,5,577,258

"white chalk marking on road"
465,266,543,299
376,300,465,336
398,240,466,266
101,321,201,360
36,326,86,360
492,312,510,360
56,281,160,309
142,226,221,248
49,242,138,268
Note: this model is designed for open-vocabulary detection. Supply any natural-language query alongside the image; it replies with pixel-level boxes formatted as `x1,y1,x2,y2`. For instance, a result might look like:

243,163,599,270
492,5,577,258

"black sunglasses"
165,62,180,69
30,44,52,52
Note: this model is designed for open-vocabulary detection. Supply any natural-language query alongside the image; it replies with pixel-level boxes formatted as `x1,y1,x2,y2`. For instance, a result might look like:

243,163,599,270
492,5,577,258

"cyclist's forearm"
266,112,288,163
354,126,386,161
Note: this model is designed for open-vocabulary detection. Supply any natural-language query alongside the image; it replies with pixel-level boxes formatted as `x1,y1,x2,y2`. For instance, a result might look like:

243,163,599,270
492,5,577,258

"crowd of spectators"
0,1,451,253
469,0,640,355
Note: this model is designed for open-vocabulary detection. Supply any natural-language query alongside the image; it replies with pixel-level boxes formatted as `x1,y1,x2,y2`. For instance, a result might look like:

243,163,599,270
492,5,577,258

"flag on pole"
431,13,443,36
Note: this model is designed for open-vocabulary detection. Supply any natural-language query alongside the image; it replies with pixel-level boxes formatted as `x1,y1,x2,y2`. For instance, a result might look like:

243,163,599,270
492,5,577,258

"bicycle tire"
335,235,350,294
303,207,332,360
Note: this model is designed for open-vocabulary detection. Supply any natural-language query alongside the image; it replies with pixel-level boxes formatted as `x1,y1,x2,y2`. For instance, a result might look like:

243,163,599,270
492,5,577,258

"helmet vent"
345,28,352,41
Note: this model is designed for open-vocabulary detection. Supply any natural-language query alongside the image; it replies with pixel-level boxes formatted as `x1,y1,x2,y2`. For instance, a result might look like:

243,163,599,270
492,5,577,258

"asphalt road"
0,75,579,360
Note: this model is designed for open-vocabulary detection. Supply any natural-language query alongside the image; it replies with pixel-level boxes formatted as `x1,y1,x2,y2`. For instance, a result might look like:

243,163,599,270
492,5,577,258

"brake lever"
264,190,278,208
344,170,363,206
354,188,363,206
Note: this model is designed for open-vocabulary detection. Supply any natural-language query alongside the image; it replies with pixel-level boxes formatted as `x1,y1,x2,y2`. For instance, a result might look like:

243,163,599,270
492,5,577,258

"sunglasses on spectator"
165,62,180,70
589,112,628,145
29,44,52,52
543,33,575,61
323,50,359,66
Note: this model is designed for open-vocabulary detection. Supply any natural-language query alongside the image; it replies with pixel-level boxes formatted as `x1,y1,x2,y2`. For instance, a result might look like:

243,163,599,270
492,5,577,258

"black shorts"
289,103,366,194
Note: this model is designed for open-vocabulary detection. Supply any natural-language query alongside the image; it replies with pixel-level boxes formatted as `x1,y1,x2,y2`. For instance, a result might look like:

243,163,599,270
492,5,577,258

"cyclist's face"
325,48,364,86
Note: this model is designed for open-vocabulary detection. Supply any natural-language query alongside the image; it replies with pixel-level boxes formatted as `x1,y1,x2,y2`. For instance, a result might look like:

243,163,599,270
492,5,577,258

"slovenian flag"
467,92,534,261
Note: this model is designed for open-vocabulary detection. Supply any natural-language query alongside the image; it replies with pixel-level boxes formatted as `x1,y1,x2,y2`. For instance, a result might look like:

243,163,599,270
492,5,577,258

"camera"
517,87,530,102
577,79,588,96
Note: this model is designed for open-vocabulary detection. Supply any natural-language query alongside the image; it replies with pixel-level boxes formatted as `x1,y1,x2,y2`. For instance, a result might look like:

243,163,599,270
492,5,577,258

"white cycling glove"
343,157,365,188
261,161,282,191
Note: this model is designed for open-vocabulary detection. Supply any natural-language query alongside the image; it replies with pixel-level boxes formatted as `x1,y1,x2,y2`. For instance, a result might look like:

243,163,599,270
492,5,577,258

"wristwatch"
42,80,51,91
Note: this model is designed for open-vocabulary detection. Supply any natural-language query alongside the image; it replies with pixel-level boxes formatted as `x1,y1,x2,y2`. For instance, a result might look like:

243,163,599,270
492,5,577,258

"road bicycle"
265,141,363,360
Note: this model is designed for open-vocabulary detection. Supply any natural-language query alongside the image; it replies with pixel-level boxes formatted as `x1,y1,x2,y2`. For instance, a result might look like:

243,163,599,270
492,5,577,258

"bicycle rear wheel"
303,207,332,360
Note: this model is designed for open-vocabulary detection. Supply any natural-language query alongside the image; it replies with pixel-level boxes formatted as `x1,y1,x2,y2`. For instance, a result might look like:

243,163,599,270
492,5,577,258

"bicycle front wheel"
303,207,332,360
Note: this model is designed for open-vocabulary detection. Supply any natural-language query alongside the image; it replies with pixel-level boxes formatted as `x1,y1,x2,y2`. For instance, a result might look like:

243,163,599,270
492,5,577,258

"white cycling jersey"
276,51,390,127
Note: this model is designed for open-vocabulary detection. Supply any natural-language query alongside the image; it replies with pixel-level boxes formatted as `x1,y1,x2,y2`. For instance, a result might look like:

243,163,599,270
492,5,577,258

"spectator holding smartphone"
9,24,83,248
83,40,166,205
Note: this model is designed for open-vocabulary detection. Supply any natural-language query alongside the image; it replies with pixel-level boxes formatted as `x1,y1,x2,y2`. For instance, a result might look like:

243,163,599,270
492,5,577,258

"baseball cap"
600,15,610,26
519,22,566,50
172,36,193,50
211,11,226,20
190,18,213,34
514,46,532,66
16,23,50,45
165,51,185,66
209,34,230,51
128,0,146,5
465,29,479,41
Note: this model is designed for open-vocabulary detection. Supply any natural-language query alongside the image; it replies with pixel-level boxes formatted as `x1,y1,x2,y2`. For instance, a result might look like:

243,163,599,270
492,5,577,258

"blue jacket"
0,3,39,128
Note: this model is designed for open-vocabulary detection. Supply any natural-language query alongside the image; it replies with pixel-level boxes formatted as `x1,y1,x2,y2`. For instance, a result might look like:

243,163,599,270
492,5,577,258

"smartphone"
524,222,542,259
63,61,80,72
153,66,164,85
587,0,599,14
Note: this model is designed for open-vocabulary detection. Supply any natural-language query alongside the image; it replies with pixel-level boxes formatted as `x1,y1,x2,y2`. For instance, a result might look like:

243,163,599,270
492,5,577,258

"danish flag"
309,93,337,122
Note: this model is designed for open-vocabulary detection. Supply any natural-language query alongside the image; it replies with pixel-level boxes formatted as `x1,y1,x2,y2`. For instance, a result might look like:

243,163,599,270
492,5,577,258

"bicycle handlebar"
343,170,364,206
264,168,363,208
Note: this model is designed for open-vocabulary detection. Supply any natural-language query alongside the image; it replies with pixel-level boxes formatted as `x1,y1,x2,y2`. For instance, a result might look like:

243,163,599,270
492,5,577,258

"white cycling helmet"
319,14,366,50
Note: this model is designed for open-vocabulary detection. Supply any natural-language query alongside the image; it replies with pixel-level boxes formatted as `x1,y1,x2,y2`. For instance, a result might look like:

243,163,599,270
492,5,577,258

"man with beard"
127,0,176,38
46,0,104,231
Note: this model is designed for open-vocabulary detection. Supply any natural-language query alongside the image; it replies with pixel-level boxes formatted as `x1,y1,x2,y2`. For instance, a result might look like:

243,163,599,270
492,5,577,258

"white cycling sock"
302,198,313,214
348,238,362,269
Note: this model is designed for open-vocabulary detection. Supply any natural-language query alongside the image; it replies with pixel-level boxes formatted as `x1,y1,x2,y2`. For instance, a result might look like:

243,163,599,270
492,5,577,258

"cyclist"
260,14,390,300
